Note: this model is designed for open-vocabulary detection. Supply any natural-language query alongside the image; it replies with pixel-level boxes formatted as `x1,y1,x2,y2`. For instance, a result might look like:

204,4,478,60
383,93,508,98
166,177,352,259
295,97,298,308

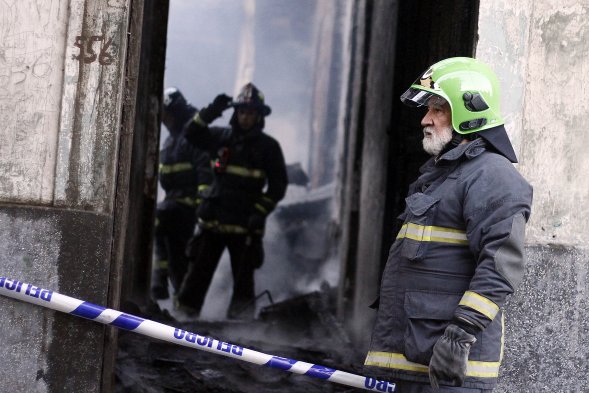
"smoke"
234,0,256,92
162,0,343,319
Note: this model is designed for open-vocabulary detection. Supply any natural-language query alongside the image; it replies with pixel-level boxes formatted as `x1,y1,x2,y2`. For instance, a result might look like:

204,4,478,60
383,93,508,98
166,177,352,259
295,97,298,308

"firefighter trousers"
177,230,257,319
152,203,196,298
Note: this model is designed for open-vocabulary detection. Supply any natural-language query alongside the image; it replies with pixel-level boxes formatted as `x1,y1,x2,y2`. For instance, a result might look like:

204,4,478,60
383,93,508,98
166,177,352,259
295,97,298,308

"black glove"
185,225,204,258
199,93,232,124
247,214,266,233
429,324,476,389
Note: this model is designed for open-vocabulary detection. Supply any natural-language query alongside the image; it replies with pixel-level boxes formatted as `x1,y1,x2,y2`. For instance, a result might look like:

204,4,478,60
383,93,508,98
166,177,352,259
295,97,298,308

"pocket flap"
405,193,440,216
404,291,460,320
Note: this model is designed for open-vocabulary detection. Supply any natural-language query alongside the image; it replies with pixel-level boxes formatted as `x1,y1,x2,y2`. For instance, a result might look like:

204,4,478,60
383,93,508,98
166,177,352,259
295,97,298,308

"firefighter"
364,58,533,392
176,83,288,319
151,87,211,300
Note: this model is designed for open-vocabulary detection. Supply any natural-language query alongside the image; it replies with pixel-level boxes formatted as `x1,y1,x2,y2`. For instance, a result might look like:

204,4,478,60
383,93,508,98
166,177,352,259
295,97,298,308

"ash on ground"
115,286,368,393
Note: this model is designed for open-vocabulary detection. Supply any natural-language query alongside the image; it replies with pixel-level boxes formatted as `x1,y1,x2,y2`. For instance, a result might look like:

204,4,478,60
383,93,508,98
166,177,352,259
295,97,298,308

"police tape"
0,277,396,392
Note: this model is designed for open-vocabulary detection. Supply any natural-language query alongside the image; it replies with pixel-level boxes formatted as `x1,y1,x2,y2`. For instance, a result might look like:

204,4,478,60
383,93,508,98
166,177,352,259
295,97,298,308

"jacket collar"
231,125,263,144
419,136,497,175
436,137,486,163
433,124,518,165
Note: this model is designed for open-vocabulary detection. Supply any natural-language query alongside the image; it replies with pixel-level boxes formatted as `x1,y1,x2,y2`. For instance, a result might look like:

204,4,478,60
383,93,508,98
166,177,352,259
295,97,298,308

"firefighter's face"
237,107,259,130
420,99,453,156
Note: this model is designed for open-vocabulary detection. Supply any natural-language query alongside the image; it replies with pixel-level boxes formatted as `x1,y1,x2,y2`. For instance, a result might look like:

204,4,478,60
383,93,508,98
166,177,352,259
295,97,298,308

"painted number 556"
73,35,114,65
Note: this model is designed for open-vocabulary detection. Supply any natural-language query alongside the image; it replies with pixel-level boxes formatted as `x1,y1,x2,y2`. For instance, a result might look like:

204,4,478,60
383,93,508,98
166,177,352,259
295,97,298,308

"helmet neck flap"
401,57,518,163
477,125,518,163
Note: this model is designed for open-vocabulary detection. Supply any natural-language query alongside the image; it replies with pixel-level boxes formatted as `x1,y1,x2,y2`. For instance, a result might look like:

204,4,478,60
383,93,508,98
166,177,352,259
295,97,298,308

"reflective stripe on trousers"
198,219,263,236
364,352,500,378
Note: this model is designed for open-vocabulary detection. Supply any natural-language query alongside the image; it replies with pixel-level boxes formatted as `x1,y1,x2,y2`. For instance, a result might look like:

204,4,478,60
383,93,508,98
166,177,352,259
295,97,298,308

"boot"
150,268,169,300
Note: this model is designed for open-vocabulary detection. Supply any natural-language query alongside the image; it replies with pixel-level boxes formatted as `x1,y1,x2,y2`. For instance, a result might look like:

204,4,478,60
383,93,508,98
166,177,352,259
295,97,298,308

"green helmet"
400,57,503,134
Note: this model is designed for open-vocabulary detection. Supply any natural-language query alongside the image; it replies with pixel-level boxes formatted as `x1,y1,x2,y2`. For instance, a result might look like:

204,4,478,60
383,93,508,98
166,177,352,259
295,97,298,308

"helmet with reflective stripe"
401,57,503,134
233,83,271,116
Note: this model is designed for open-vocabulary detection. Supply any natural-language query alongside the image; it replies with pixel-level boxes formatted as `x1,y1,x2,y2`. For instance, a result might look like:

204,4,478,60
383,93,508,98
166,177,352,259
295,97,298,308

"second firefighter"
176,83,288,319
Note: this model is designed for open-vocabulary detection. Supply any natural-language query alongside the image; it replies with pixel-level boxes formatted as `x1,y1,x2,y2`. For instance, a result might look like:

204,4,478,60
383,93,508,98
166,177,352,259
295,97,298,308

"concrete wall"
0,1,66,203
477,1,589,391
0,0,134,391
2,1,588,391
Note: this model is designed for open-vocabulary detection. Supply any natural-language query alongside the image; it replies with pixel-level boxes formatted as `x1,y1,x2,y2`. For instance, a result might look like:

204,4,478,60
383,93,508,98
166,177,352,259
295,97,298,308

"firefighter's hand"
429,324,476,389
212,93,233,111
185,225,204,258
247,214,265,232
199,94,233,123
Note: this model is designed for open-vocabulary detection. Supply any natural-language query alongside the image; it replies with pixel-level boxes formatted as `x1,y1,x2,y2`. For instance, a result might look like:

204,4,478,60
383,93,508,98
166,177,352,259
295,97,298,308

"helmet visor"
400,88,446,108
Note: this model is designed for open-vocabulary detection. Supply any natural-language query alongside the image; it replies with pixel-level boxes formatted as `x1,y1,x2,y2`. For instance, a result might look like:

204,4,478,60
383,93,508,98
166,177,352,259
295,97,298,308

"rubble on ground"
116,286,367,392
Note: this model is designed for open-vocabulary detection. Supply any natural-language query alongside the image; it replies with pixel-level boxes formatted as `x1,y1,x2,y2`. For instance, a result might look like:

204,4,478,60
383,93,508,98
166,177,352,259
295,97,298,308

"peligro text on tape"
0,276,396,392
0,277,53,301
173,329,244,356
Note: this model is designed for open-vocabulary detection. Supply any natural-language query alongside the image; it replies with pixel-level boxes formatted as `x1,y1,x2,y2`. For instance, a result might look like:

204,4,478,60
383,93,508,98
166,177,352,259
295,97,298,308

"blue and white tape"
0,277,395,392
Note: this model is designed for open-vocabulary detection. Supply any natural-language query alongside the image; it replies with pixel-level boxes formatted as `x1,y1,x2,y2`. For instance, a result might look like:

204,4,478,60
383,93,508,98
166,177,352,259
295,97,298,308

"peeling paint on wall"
478,1,589,245
54,0,130,213
0,0,133,391
521,3,589,245
478,2,589,392
0,0,68,204
476,1,532,169
0,0,130,211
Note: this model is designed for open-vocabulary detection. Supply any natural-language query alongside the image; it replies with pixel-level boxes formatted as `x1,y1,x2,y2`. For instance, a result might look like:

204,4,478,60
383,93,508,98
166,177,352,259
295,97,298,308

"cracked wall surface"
0,0,131,391
478,1,589,391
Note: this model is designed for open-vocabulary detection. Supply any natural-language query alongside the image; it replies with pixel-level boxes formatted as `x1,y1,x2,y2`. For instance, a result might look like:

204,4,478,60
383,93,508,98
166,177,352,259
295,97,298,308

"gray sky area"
163,0,317,166
161,0,335,319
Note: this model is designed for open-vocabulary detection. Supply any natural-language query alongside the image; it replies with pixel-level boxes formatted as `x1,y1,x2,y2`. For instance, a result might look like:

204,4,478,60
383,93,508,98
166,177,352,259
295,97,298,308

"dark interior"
381,0,480,270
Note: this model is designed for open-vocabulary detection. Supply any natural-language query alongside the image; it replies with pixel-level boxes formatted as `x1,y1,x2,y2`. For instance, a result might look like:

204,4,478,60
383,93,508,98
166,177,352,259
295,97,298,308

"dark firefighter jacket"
159,107,211,210
364,137,533,389
184,117,288,236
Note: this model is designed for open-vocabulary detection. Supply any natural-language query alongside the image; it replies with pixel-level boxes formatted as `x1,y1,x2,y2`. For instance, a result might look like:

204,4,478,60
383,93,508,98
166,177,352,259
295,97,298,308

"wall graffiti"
0,28,58,202
1,2,127,208
72,35,114,65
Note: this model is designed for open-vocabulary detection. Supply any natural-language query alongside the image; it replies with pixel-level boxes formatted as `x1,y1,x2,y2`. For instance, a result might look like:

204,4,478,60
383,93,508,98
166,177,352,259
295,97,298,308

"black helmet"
233,83,271,116
163,87,188,116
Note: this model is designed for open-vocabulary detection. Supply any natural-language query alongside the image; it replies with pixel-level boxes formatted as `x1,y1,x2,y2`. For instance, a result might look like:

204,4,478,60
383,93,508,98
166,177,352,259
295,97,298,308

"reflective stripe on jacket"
364,138,533,389
184,117,287,235
159,107,212,206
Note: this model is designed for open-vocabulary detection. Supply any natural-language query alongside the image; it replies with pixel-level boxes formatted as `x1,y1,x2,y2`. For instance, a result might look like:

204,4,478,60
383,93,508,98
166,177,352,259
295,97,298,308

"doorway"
336,0,481,342
152,0,351,319
114,0,481,389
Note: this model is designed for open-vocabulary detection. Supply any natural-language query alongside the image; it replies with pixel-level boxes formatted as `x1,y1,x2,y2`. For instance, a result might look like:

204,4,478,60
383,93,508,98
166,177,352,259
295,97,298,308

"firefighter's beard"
422,126,453,156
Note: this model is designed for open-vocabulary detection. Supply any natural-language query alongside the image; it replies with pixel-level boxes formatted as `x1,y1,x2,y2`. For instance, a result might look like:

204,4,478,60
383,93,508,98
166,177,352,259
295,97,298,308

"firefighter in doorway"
151,87,212,301
176,83,288,319
364,58,533,392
